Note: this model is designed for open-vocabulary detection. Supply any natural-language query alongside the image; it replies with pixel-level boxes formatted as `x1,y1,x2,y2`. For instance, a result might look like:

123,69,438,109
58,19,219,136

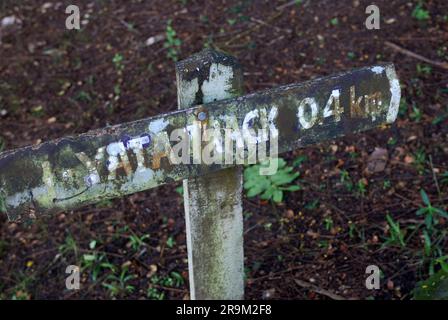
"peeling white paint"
177,77,199,107
148,118,169,134
385,65,401,123
106,141,132,180
323,89,342,122
298,97,318,129
201,63,234,103
371,66,385,75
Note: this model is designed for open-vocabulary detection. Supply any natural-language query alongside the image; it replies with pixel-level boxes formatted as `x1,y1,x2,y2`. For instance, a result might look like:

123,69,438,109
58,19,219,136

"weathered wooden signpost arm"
0,63,400,221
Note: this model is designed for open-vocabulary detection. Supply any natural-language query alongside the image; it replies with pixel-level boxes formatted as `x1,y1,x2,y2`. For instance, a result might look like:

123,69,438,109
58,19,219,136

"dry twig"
385,41,448,70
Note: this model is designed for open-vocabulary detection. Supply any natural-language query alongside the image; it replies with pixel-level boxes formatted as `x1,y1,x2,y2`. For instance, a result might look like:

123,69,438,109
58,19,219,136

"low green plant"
356,179,367,197
148,272,184,299
417,189,448,231
416,63,432,75
330,17,339,26
293,155,307,167
398,97,408,118
410,104,423,122
413,149,426,174
166,236,175,249
128,233,149,252
82,241,115,281
58,234,79,259
75,90,92,103
383,214,406,248
164,19,181,61
414,257,448,300
340,170,353,192
324,217,334,231
175,185,184,196
102,267,136,297
305,200,319,210
147,287,165,300
348,221,357,239
412,3,430,21
159,272,184,288
112,53,124,73
243,158,301,203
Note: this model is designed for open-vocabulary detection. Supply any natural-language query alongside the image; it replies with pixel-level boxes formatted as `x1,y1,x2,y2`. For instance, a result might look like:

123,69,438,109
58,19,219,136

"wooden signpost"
0,49,400,299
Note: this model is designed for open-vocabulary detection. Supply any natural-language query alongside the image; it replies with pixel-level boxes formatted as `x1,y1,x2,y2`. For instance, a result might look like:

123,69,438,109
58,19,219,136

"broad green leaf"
414,269,448,300
83,254,96,262
420,189,430,206
273,190,283,203
423,230,431,256
282,185,301,192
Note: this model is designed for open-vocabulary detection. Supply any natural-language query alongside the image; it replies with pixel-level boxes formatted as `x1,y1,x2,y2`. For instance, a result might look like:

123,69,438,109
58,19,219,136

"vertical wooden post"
175,49,245,300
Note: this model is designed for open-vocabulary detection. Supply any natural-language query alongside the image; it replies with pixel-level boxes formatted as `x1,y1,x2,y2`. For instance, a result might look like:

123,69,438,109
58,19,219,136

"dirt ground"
0,0,447,300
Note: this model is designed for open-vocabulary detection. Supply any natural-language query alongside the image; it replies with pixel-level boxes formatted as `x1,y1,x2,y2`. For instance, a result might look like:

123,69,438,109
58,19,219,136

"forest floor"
0,0,447,300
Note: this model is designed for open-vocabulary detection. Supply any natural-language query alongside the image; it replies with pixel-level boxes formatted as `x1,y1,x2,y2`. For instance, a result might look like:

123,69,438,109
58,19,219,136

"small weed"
417,189,448,231
293,155,307,167
414,259,448,300
330,17,339,26
82,241,115,282
112,53,124,73
31,105,45,118
128,233,149,252
227,18,237,26
387,137,397,146
348,221,357,239
164,19,182,62
263,222,272,231
412,3,430,21
75,90,92,103
166,236,175,249
324,217,334,231
398,98,408,118
58,234,79,259
340,170,353,192
432,113,447,125
413,149,426,174
410,104,423,122
147,272,184,299
383,214,406,248
159,272,184,288
305,200,319,210
244,158,301,203
416,63,432,76
147,287,165,300
103,267,136,297
175,185,184,196
356,179,367,197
